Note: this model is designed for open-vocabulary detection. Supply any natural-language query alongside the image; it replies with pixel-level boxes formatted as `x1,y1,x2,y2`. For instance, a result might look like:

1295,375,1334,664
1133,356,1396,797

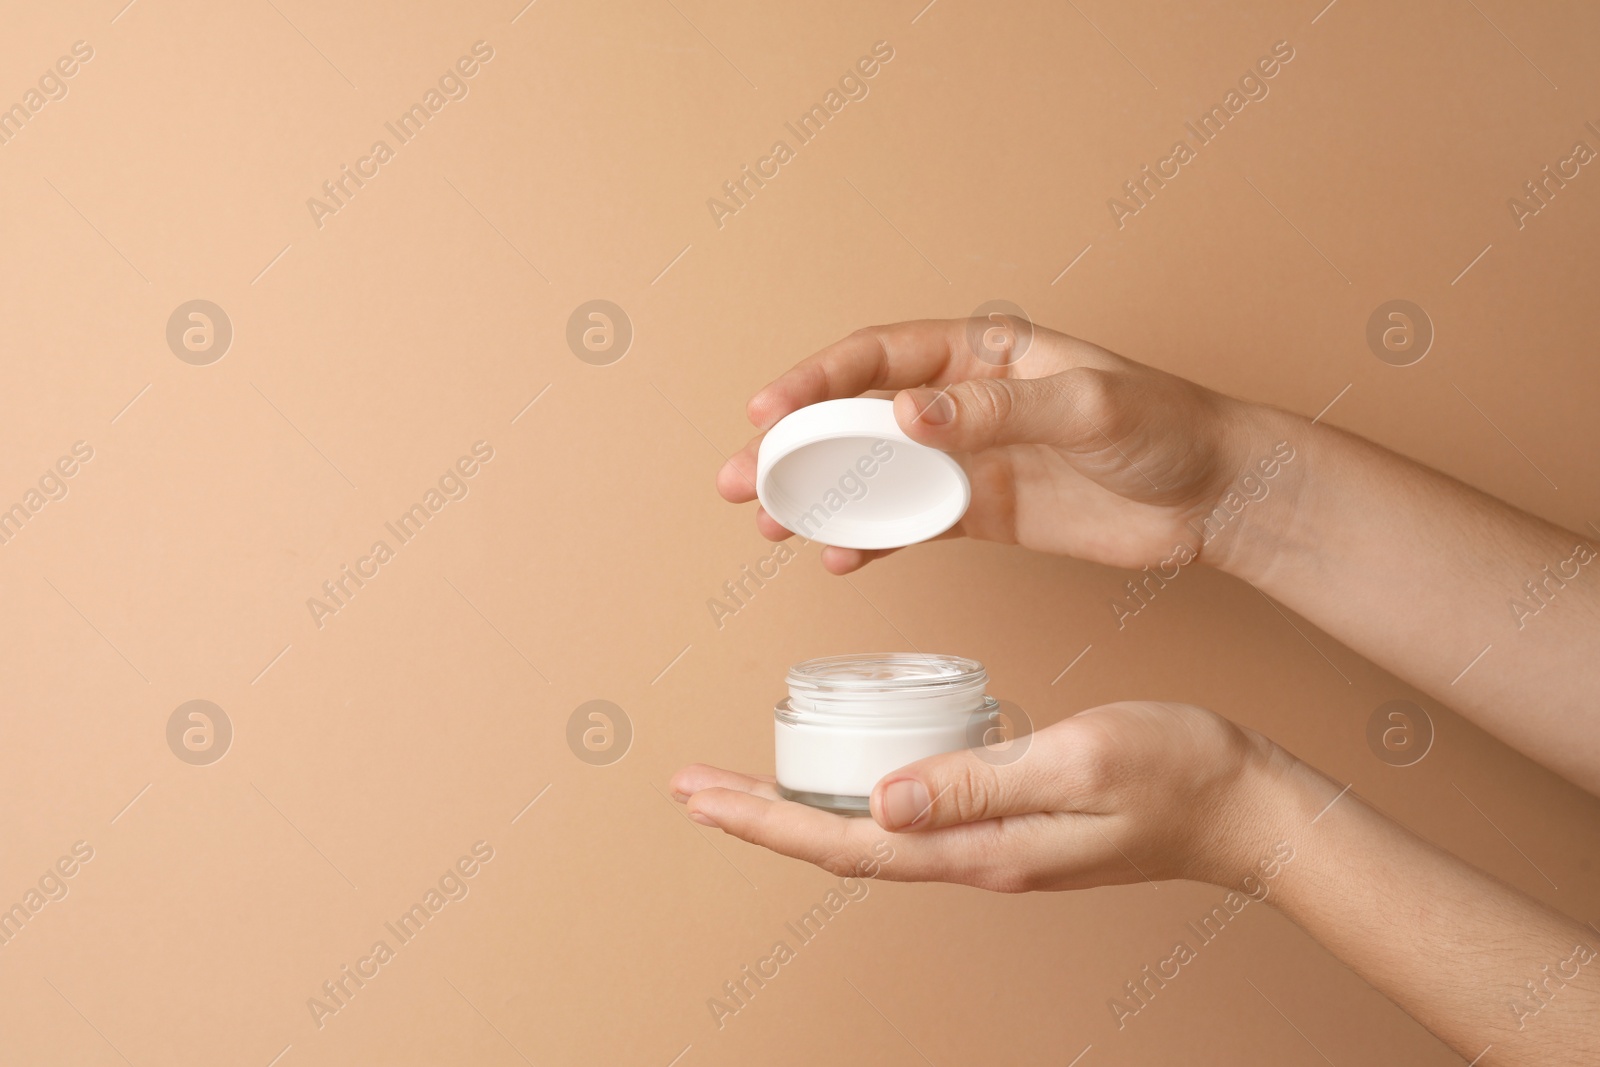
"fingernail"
908,389,954,426
670,790,690,804
689,811,719,827
882,779,931,829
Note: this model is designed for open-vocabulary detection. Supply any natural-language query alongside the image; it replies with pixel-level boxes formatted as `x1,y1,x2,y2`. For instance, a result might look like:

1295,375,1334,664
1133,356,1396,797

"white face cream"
774,653,995,814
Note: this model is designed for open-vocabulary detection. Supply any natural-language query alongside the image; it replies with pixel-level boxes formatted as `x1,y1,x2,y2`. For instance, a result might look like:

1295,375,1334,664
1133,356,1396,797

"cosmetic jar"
774,653,996,815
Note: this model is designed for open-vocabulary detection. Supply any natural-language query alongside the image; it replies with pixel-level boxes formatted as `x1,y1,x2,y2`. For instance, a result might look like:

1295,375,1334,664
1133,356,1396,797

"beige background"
2,0,1599,1063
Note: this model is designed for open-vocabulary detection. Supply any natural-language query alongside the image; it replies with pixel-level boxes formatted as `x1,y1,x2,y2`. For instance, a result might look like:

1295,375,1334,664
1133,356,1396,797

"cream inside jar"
774,653,996,815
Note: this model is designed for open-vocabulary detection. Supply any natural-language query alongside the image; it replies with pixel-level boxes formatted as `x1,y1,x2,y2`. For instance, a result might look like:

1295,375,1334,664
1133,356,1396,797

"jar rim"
775,692,996,727
786,652,985,693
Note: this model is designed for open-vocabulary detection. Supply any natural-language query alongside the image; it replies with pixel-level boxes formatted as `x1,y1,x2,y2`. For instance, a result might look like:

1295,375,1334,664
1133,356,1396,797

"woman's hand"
674,702,1600,1061
717,318,1294,577
671,702,1292,893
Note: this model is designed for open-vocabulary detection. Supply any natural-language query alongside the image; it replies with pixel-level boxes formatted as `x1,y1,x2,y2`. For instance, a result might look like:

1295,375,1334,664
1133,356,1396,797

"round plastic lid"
755,398,970,549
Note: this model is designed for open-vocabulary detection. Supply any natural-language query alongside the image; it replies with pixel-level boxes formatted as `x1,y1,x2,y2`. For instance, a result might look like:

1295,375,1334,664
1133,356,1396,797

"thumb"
870,748,1052,832
893,368,1115,454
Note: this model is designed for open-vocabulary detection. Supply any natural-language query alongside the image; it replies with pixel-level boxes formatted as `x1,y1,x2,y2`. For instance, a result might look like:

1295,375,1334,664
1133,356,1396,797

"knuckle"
941,760,1000,824
849,325,895,388
964,842,1037,894
945,823,1038,894
1054,366,1121,441
959,378,1016,432
813,849,859,879
1067,714,1123,798
812,823,865,878
847,324,881,347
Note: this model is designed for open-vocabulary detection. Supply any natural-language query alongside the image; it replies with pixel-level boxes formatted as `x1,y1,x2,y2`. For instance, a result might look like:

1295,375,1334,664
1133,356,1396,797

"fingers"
682,783,1020,885
870,720,1105,832
869,750,1048,832
686,786,868,870
671,757,1140,891
672,763,951,881
819,526,962,572
745,319,1125,432
894,366,1120,455
754,506,791,541
716,450,760,503
718,321,1120,566
739,508,910,573
819,545,899,574
723,319,1122,502
718,320,978,503
670,764,780,802
746,320,980,432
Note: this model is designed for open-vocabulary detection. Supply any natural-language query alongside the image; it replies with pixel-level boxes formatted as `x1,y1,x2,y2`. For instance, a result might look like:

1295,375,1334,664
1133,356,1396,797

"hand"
671,702,1290,893
716,318,1294,577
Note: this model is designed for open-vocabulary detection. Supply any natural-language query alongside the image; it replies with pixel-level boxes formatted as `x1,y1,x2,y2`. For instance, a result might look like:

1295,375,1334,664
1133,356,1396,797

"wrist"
1193,401,1315,589
1181,730,1311,891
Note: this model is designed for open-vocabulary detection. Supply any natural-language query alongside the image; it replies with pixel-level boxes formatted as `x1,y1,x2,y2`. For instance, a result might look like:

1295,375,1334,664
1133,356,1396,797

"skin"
675,318,1600,1063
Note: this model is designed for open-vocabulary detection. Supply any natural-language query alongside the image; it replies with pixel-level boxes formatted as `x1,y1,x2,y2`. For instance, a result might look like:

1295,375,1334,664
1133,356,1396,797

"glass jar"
774,653,996,815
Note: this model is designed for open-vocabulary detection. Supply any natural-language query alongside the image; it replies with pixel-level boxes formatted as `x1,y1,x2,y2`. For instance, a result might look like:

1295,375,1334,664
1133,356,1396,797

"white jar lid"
755,398,970,549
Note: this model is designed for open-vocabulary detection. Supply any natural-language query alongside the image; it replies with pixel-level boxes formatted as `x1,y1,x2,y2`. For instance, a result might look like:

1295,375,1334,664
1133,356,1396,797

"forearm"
1215,405,1600,792
1222,754,1600,1063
